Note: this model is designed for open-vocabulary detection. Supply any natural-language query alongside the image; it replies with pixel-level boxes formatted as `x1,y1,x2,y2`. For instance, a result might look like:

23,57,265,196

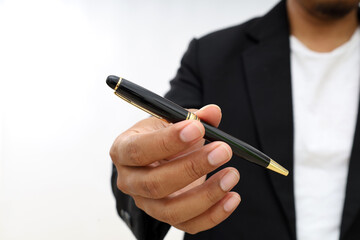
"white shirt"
291,28,360,240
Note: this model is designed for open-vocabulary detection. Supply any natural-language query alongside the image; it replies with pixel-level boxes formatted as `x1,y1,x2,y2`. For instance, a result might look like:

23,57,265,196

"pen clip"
114,92,164,120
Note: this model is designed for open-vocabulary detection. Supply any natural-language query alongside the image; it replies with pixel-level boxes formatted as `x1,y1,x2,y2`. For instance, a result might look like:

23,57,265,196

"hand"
110,104,240,234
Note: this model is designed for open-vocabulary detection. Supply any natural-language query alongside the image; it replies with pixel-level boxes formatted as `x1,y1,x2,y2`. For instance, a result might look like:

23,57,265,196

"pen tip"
106,75,120,90
267,159,289,176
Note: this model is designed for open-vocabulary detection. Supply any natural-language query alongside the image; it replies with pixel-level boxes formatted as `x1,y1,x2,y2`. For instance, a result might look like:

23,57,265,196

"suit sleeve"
111,38,204,240
165,38,203,108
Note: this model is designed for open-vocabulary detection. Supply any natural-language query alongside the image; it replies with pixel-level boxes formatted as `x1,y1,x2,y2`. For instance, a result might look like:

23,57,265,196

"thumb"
194,104,222,127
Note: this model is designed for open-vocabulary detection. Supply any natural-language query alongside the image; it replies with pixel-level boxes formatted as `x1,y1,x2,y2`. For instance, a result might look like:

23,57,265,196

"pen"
106,75,289,176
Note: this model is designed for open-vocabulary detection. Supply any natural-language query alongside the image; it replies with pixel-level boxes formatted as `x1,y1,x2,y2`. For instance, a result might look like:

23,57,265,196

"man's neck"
287,0,358,52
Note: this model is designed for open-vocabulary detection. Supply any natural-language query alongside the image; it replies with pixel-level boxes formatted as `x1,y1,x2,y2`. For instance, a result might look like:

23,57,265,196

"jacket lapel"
340,109,360,239
242,1,296,239
340,94,360,238
335,8,360,240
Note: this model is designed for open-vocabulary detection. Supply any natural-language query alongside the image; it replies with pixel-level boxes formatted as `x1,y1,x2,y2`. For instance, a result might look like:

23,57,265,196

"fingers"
110,104,223,167
110,104,241,234
175,192,241,234
117,141,233,198
132,168,240,233
112,119,205,166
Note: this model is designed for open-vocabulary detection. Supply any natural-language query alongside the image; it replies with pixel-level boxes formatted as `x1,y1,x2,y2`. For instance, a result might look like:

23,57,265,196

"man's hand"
110,104,240,234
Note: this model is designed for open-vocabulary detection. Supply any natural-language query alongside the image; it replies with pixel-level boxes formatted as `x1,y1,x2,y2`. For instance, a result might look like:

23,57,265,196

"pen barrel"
202,122,270,168
108,76,288,175
117,79,189,122
116,78,270,168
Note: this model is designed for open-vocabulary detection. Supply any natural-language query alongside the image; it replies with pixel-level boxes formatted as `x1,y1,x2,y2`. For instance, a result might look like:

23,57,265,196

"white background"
0,0,278,239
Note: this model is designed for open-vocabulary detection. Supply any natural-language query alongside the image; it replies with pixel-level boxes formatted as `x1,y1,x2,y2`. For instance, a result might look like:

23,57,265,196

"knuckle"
109,148,116,161
110,134,127,162
116,178,129,194
204,188,219,205
133,197,143,209
162,209,180,225
184,158,205,180
109,142,119,162
142,176,163,199
158,136,173,154
125,136,143,165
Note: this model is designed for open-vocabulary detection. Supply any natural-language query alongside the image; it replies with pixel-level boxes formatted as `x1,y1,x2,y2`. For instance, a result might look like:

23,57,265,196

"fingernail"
223,195,240,212
220,170,239,191
179,122,203,142
208,145,231,166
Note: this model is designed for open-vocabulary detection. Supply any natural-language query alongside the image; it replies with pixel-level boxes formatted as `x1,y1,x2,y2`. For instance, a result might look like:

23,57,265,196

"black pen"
106,75,289,176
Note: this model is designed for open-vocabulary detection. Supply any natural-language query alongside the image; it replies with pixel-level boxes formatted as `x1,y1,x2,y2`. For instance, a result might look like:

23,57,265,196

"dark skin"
110,0,359,234
287,0,358,52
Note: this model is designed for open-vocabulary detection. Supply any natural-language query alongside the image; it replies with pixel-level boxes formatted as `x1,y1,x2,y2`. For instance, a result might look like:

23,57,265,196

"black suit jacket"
112,1,360,239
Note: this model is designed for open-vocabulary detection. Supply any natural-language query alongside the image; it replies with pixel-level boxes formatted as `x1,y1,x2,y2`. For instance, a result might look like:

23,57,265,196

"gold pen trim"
114,77,122,91
186,112,200,121
267,159,289,176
